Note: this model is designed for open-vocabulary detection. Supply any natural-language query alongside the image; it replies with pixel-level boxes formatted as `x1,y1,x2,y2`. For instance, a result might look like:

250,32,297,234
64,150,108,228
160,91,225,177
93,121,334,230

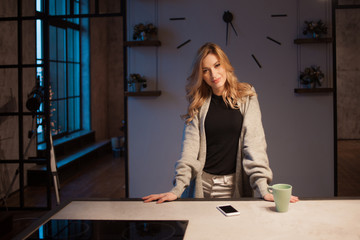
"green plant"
132,23,158,40
300,65,324,88
128,73,147,88
303,20,327,38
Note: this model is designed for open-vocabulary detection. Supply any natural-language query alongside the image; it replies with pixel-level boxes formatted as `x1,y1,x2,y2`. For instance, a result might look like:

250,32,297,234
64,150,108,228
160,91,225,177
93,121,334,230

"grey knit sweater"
170,90,273,198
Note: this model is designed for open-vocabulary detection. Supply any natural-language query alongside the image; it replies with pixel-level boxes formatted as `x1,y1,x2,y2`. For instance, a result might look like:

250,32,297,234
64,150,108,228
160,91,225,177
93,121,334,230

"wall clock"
167,2,289,70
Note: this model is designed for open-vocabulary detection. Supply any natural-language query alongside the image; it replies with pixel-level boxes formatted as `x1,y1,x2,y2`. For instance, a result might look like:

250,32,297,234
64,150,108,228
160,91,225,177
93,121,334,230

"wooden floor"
1,152,126,240
1,140,359,239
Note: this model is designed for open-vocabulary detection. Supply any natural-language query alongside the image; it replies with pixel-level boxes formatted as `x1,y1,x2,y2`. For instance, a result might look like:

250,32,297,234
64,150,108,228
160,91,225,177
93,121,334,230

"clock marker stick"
271,14,287,17
169,17,186,20
266,36,281,45
177,39,191,49
251,54,262,68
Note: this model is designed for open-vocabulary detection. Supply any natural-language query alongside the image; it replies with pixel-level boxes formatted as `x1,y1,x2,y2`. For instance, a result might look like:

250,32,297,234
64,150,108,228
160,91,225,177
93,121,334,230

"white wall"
127,0,334,198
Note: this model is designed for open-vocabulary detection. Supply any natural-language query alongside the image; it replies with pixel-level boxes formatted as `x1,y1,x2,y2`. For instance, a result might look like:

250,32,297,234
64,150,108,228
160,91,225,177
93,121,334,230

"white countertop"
47,199,360,240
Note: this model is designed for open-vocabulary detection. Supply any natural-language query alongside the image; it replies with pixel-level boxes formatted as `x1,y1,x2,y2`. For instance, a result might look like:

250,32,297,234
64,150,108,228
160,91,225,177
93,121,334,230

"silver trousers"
202,171,235,198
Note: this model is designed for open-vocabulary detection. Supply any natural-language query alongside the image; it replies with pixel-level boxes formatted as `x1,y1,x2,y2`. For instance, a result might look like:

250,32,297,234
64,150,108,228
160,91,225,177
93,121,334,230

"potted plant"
127,73,147,92
303,20,327,39
299,65,324,88
132,23,158,41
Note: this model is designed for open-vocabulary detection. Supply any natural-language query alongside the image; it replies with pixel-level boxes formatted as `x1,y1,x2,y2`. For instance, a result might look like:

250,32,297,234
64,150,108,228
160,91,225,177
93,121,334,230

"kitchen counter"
16,198,360,240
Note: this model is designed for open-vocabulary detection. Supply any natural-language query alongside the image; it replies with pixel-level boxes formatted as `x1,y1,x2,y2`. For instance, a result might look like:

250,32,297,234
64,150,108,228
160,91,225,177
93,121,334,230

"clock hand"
223,11,231,45
230,22,238,36
223,11,237,45
226,22,229,45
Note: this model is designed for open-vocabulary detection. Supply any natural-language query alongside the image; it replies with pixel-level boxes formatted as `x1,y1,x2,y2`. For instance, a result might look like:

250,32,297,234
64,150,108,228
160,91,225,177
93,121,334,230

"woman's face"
201,53,227,96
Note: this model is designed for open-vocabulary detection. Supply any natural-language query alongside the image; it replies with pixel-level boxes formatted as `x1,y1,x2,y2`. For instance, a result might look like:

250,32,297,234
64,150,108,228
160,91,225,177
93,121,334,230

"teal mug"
267,184,292,212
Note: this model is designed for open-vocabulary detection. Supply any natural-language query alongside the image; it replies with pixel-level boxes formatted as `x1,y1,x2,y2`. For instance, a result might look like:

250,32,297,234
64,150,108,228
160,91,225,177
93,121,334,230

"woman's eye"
202,69,208,73
215,63,220,68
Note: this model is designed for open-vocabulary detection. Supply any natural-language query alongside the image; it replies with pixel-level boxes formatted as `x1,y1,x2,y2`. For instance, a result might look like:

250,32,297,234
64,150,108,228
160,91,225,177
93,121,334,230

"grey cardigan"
170,91,273,198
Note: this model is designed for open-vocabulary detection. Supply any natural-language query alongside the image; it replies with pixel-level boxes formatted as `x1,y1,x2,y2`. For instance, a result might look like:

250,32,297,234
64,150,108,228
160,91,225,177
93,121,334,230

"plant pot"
139,32,156,41
301,82,315,89
140,31,147,41
111,136,125,158
134,82,143,92
128,82,144,92
312,33,319,39
128,83,135,92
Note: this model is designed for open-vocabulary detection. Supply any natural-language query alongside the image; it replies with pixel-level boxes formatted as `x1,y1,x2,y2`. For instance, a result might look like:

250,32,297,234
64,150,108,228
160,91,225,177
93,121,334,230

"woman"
143,42,298,203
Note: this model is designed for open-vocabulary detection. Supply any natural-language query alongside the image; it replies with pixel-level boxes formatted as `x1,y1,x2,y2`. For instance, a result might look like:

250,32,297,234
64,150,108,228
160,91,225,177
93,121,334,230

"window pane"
68,63,74,96
50,62,58,99
49,26,57,60
68,97,81,133
36,64,43,86
57,28,66,61
74,1,79,14
37,116,44,143
50,100,58,133
74,1,80,24
67,0,71,15
56,99,67,134
75,97,80,130
67,29,74,61
57,62,66,98
36,20,42,59
49,0,55,15
56,0,66,15
68,97,74,132
36,0,43,12
74,63,80,96
74,30,79,62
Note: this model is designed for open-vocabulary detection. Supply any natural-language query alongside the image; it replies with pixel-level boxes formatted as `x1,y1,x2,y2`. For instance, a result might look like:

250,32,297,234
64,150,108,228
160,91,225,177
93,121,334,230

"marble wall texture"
336,8,360,139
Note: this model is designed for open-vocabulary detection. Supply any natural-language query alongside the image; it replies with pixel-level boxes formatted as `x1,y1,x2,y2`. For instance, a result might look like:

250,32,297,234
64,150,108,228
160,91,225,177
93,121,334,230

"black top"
204,94,243,175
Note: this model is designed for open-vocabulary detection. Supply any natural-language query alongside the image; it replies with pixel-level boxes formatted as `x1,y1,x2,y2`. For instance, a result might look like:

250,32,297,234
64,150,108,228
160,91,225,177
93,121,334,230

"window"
36,0,86,143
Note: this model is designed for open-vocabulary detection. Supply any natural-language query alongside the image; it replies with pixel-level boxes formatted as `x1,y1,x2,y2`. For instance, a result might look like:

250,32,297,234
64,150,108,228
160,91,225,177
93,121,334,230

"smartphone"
216,205,240,217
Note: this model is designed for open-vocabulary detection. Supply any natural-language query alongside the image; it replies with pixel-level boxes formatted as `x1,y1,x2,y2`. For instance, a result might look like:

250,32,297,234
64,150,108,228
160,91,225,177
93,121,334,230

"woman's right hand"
142,192,177,204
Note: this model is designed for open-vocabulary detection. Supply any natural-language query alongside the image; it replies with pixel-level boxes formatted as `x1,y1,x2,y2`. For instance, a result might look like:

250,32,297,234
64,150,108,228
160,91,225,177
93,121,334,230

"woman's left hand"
263,193,299,203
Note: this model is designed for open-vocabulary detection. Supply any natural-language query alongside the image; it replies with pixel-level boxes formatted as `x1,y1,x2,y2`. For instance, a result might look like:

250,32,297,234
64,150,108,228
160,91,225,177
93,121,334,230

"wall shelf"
294,88,333,93
294,38,332,44
124,40,162,95
294,35,333,92
125,91,162,97
124,40,161,47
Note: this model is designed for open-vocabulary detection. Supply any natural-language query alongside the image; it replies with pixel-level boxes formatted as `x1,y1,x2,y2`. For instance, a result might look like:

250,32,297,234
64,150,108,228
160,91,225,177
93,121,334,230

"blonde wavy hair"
183,42,255,124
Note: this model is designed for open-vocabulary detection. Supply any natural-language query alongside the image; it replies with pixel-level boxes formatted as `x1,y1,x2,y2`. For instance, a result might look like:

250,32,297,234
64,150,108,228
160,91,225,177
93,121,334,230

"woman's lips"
212,78,220,84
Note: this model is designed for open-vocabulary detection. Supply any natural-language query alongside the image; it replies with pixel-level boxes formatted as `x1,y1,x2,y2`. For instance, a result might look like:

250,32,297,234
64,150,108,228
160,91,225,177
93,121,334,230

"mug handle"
267,186,273,194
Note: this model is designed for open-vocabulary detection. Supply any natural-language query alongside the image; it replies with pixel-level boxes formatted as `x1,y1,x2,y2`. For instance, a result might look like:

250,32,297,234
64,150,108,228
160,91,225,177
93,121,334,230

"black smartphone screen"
219,205,238,213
